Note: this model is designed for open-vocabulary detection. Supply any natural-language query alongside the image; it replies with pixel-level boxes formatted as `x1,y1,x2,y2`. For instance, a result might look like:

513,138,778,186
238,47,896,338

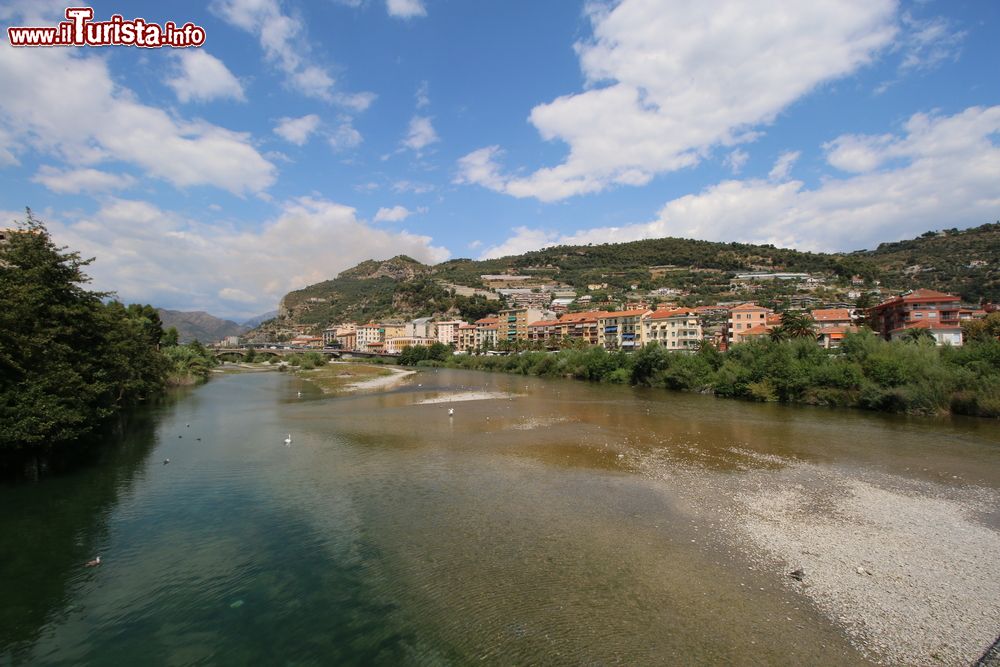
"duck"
84,556,101,567
283,434,292,446
163,458,170,465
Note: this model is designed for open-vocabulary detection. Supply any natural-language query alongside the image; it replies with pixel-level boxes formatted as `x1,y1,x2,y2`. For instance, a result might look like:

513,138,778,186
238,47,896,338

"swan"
448,408,454,416
283,434,292,446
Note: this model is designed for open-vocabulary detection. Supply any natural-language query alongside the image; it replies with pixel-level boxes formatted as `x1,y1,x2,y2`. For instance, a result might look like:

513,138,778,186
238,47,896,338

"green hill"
253,222,999,337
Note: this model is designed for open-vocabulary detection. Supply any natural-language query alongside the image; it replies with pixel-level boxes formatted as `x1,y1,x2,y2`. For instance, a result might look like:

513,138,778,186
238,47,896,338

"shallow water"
2,368,998,665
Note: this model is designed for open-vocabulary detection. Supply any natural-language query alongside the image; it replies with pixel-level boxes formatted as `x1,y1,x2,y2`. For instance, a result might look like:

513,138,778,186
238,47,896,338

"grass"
296,362,395,394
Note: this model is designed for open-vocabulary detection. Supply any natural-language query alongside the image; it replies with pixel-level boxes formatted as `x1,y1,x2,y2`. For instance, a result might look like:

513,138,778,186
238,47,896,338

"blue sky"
1,0,998,319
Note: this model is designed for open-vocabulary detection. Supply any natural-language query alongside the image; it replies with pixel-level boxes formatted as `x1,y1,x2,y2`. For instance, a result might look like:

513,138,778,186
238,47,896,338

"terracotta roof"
647,308,695,320
889,320,962,332
559,311,599,323
730,303,767,311
475,317,499,324
811,308,852,321
528,319,562,328
740,325,772,336
598,309,651,318
458,324,476,330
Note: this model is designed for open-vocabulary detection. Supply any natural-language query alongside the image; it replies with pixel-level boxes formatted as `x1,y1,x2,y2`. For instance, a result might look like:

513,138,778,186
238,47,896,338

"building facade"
869,289,962,342
642,309,702,351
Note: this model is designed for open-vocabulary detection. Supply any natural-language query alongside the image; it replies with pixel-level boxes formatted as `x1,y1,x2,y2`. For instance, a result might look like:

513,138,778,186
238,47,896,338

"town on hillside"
222,268,996,354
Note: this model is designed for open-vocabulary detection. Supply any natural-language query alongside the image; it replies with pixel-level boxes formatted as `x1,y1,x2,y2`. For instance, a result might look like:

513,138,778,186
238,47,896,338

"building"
550,297,575,313
384,336,435,355
382,323,407,340
406,317,435,339
811,308,854,328
456,324,477,352
474,316,499,350
356,324,385,352
868,289,962,342
435,320,467,346
291,335,324,348
888,320,963,346
597,309,650,350
481,274,534,289
498,307,545,343
527,319,564,347
816,325,859,349
726,303,772,344
222,335,241,347
336,329,357,351
642,309,702,351
558,311,600,345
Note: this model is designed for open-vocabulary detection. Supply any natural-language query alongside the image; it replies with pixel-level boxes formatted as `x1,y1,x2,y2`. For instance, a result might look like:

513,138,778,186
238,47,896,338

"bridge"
211,347,396,360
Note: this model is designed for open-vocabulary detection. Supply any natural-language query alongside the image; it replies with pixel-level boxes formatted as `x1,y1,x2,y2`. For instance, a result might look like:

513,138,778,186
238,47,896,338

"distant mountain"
157,309,248,344
241,310,278,329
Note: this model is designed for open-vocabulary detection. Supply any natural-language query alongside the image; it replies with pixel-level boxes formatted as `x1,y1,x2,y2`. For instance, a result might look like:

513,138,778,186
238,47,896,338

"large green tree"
0,211,168,456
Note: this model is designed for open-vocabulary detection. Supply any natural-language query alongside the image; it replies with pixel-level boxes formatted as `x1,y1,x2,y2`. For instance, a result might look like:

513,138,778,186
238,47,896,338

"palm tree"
773,311,816,340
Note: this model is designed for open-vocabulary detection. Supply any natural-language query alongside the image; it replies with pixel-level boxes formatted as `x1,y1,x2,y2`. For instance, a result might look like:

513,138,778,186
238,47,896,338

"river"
1,368,998,666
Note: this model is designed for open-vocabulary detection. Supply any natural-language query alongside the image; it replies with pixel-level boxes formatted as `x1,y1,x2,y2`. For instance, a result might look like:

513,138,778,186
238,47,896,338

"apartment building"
355,324,385,352
597,309,650,350
435,320,467,346
726,303,772,344
457,324,477,352
384,336,435,355
811,308,853,328
405,317,436,339
498,307,544,343
868,289,963,344
474,316,499,349
642,309,702,351
558,311,600,346
527,319,564,347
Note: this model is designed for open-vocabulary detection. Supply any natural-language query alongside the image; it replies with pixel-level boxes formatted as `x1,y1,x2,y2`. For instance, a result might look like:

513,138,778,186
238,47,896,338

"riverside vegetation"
400,325,1000,418
0,213,217,472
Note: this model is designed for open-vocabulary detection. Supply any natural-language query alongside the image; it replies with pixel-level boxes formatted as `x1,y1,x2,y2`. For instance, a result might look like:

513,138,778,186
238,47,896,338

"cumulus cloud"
0,45,275,194
166,50,246,103
724,149,749,174
480,106,1000,257
211,0,374,107
373,205,412,223
387,0,426,19
402,116,439,151
457,0,898,202
33,166,136,194
328,118,363,151
44,197,450,318
274,114,321,145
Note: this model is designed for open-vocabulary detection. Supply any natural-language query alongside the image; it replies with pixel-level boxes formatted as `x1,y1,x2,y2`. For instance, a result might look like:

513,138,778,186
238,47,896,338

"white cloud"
328,118,363,151
0,127,17,166
768,150,801,182
724,149,749,174
457,0,898,202
415,80,430,108
45,197,450,318
480,106,1000,257
374,205,412,222
274,114,321,145
0,45,275,194
211,0,374,106
33,166,135,194
823,133,898,172
897,13,966,73
402,116,439,151
392,180,433,194
387,0,426,19
166,50,245,103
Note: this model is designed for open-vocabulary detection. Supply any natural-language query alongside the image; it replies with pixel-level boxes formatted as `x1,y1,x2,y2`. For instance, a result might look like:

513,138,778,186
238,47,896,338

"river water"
1,368,998,665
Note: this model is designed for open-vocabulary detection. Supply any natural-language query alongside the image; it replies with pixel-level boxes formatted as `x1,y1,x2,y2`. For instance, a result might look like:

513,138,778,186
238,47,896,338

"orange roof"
766,314,783,325
648,308,695,320
475,317,499,324
741,325,772,336
458,324,476,330
559,311,599,323
598,309,650,318
812,308,853,321
528,319,562,328
876,289,961,308
730,303,767,312
890,320,962,332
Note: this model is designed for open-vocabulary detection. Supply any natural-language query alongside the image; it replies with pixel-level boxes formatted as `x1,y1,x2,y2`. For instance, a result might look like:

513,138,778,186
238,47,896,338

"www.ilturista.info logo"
7,8,206,48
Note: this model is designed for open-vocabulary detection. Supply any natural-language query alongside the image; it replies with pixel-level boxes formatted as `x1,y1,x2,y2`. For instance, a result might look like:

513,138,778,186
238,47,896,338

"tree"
0,210,168,458
901,326,935,344
773,311,816,340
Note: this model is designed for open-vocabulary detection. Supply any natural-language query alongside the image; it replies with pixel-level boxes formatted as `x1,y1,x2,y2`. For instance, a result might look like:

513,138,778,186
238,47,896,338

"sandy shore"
346,367,415,391
629,447,1000,665
416,391,512,404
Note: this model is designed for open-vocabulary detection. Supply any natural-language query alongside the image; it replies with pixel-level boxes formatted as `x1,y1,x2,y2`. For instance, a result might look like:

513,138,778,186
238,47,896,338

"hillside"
252,222,999,338
157,309,247,344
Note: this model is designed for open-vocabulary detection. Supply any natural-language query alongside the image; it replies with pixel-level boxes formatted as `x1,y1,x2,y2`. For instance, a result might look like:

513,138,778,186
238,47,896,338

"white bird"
297,391,302,398
448,408,454,416
84,556,101,567
163,458,170,465
283,434,292,446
